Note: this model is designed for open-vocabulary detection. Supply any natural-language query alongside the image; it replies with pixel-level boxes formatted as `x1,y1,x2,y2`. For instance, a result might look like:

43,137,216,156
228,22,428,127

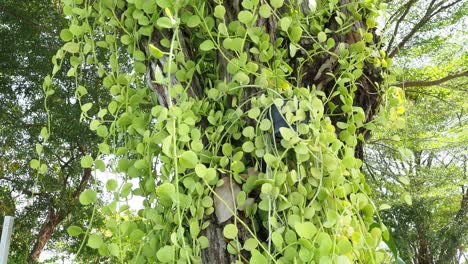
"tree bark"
29,210,65,262
29,167,92,262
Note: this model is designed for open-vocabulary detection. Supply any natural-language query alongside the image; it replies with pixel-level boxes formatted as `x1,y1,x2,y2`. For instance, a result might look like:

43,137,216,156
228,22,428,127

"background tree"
365,86,467,263
0,0,105,262
365,0,467,263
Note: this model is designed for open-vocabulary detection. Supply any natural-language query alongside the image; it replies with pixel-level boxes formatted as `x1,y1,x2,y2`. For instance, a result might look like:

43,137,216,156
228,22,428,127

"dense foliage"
34,0,398,263
0,0,105,262
1,0,466,263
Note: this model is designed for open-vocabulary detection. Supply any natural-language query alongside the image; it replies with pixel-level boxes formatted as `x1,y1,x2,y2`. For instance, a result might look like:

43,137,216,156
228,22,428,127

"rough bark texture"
30,210,65,262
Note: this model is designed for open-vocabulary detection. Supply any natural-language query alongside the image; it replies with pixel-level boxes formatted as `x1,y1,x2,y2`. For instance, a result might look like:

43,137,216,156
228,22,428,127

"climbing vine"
34,0,405,263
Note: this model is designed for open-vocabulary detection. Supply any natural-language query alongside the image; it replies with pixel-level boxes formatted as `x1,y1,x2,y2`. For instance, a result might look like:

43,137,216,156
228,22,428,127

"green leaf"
190,220,200,238
379,204,391,211
198,236,209,249
279,17,291,31
295,222,317,239
223,224,238,239
148,44,164,58
250,249,268,264
157,17,174,28
81,102,92,112
244,238,258,251
259,4,272,18
200,40,215,51
79,189,97,205
214,5,226,19
35,143,43,155
67,226,83,236
271,231,283,249
264,153,278,168
270,0,284,9
69,24,82,36
106,179,118,191
80,155,94,168
259,119,271,131
398,147,413,161
96,125,108,137
195,164,207,178
63,42,80,53
60,29,73,41
156,183,176,204
242,141,255,153
186,15,201,28
87,234,103,249
179,150,198,168
337,240,352,254
318,32,327,43
157,245,174,262
134,159,148,169
289,26,303,43
30,159,40,169
108,243,119,256
238,11,254,25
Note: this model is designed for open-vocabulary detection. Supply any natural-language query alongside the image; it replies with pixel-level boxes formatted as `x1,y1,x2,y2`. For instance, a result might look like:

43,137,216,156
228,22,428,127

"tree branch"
385,0,418,55
388,0,443,58
394,70,468,88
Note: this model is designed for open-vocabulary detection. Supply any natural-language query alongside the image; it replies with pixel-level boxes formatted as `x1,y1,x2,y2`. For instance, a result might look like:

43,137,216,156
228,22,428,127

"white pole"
0,216,14,264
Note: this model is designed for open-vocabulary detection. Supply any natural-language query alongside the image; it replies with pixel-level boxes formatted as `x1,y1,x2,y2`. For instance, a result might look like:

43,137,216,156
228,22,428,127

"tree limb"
388,0,438,58
385,0,418,55
385,0,465,58
394,70,468,88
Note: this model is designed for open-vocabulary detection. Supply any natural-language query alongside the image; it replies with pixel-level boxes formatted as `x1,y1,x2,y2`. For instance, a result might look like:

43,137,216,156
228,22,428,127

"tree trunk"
142,0,383,262
29,210,64,262
29,167,92,262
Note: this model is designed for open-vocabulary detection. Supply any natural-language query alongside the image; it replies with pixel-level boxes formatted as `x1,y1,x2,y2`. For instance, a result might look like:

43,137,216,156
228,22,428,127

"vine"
34,0,405,263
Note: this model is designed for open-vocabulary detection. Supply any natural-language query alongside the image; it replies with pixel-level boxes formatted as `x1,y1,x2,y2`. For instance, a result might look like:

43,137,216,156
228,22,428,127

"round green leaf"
259,4,272,18
148,44,164,58
402,193,412,205
238,11,254,25
270,0,284,9
60,29,73,41
244,238,258,251
156,17,174,28
186,15,201,28
106,179,118,191
157,245,174,262
200,40,215,51
80,155,94,168
242,141,255,153
63,42,80,53
179,150,198,168
87,234,103,249
295,222,317,239
223,224,238,239
79,189,97,205
67,226,83,237
250,249,268,264
214,5,226,19
30,159,40,169
318,31,327,43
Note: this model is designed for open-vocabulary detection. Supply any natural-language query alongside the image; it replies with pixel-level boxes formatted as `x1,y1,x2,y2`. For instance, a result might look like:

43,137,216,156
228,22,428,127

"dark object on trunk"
269,100,310,136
